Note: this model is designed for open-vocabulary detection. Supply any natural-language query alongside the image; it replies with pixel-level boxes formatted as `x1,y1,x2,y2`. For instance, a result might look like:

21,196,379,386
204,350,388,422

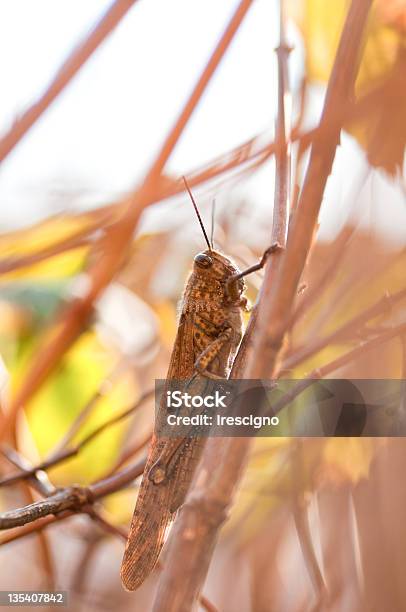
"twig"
86,508,128,541
283,287,406,371
289,224,356,325
1,447,55,496
254,0,373,377
290,440,326,601
0,389,153,487
199,595,219,612
102,429,152,477
0,457,146,531
89,456,145,499
70,532,103,598
273,0,291,248
0,59,393,276
269,321,406,417
2,449,56,586
290,76,308,214
0,61,395,279
0,236,87,276
18,481,56,591
152,2,372,609
400,335,406,418
0,455,131,545
217,0,292,380
50,363,127,455
0,0,140,164
0,515,62,545
0,486,93,529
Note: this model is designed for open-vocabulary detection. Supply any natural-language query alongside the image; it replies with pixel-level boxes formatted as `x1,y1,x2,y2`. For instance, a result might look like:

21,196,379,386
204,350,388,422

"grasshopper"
121,178,276,591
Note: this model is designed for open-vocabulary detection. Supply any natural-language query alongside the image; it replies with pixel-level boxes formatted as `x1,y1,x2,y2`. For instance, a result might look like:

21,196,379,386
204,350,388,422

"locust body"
121,249,247,591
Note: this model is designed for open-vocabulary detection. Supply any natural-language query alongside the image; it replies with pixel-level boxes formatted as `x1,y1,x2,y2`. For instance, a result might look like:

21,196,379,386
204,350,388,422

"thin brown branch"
70,532,102,597
273,0,291,248
0,389,153,487
0,237,88,275
1,447,55,496
199,595,219,612
102,429,152,477
0,0,139,164
0,61,392,278
214,2,294,380
2,449,57,585
86,508,128,541
0,213,113,275
0,62,394,287
289,224,356,326
269,321,406,417
0,486,93,529
50,363,126,455
290,440,326,601
283,286,406,371
400,335,406,417
17,480,56,590
152,2,373,609
0,457,146,532
90,456,145,498
290,76,308,213
0,505,127,546
3,449,127,544
255,0,373,378
0,515,62,545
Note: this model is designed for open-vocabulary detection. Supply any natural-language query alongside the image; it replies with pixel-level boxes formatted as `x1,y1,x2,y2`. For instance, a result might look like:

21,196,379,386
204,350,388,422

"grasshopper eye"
194,253,213,268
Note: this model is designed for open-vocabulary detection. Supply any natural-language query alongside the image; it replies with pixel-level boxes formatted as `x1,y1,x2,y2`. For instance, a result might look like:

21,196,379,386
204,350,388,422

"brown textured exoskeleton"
121,178,277,591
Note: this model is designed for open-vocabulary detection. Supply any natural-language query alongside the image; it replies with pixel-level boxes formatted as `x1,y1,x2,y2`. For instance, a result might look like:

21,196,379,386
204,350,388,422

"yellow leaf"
288,0,406,173
322,437,376,482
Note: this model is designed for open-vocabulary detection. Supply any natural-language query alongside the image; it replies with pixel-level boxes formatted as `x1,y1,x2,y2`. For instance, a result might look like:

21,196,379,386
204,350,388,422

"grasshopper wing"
121,314,195,591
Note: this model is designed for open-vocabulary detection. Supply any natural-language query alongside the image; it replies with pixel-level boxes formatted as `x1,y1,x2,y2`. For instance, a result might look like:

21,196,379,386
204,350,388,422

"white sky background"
0,0,404,245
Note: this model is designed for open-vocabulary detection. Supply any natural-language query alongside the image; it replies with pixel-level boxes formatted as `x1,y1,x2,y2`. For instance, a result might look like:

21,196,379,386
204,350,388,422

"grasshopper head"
193,248,238,278
193,249,246,304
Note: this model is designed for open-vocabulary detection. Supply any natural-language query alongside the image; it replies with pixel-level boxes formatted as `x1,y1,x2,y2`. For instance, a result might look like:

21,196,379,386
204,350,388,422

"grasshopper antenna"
210,198,216,249
183,176,212,252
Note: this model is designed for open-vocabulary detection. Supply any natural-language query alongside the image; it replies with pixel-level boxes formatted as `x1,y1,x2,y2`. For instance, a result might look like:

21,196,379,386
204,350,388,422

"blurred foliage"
0,203,404,610
227,233,405,546
288,0,406,174
0,210,102,261
0,0,405,607
0,211,403,525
